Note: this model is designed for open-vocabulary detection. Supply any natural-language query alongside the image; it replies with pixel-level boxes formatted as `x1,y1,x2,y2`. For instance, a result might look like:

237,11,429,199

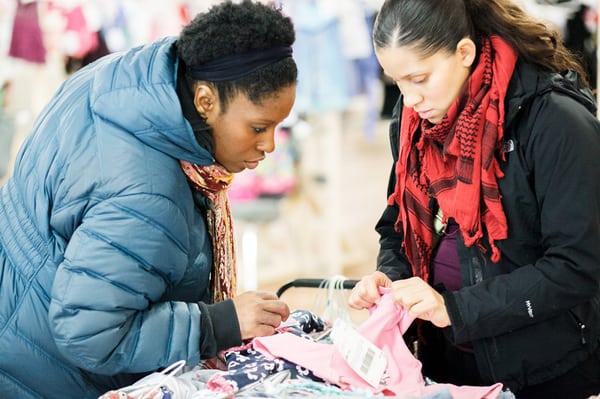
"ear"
193,83,217,119
456,38,477,68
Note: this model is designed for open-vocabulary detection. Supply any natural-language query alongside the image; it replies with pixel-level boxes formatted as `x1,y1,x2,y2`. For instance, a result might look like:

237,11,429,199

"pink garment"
61,5,99,57
254,291,504,398
9,0,46,63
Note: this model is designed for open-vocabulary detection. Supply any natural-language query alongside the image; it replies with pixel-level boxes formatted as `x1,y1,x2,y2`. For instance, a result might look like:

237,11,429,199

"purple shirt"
432,220,462,291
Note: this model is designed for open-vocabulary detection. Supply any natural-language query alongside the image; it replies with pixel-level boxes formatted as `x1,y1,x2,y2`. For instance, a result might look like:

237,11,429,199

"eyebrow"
252,118,277,125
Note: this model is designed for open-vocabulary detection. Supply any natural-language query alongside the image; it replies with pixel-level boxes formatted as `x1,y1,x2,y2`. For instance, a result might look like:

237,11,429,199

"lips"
417,109,434,120
245,158,264,170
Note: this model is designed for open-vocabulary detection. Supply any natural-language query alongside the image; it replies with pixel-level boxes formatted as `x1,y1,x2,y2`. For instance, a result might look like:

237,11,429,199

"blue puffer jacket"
0,38,218,398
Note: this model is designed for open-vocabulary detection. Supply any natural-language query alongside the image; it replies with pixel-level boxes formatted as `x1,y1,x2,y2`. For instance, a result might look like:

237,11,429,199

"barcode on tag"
360,347,375,375
330,319,387,387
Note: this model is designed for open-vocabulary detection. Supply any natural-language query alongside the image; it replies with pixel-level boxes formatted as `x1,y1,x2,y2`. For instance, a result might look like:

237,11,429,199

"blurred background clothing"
517,0,598,91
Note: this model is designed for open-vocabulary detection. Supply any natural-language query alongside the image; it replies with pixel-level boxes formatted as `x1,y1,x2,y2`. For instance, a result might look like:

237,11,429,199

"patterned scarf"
181,161,236,302
388,36,517,282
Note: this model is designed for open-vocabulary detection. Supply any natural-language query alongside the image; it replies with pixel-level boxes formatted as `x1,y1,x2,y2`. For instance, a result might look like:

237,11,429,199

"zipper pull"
580,323,587,345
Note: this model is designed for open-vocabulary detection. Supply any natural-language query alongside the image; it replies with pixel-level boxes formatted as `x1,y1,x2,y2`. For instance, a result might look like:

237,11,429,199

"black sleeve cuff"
442,290,467,344
198,299,242,358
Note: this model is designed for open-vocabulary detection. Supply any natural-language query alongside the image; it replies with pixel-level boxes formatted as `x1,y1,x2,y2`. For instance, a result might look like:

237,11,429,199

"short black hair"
177,0,297,111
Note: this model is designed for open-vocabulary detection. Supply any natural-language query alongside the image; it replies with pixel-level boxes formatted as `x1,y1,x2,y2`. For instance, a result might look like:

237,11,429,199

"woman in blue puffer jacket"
0,1,296,398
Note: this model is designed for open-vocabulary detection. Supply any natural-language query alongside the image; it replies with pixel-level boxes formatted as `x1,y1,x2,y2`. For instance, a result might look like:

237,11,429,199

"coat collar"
504,58,597,129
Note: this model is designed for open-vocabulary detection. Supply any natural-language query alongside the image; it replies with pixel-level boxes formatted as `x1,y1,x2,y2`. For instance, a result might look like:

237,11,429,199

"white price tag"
330,318,387,388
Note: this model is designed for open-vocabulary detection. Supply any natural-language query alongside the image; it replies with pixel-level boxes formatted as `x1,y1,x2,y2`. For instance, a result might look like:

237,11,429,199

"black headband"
187,46,293,82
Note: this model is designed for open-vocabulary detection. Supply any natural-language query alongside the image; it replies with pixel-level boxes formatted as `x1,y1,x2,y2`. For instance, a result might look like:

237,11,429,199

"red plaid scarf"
180,161,236,302
388,36,517,282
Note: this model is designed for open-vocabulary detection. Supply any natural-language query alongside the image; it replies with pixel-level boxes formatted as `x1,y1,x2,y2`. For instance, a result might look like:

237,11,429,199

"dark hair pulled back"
373,0,588,86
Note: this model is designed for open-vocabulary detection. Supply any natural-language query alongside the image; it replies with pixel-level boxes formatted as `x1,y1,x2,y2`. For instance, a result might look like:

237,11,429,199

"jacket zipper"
571,311,587,345
470,253,498,382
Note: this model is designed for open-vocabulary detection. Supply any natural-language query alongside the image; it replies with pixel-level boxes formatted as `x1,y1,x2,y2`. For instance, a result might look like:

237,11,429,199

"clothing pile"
99,295,515,399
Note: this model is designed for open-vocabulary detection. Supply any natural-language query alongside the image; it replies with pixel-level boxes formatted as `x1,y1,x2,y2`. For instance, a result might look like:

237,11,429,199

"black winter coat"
376,59,600,391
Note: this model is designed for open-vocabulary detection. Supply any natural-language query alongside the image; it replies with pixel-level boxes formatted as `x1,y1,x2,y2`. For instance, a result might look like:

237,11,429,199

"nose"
259,129,276,154
402,89,423,109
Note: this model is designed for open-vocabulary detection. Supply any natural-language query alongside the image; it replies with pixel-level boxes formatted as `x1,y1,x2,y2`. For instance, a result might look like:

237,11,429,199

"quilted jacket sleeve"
48,192,204,374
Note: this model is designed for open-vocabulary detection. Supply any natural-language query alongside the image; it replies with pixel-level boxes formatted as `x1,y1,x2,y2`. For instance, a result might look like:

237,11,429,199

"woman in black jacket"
348,0,600,397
